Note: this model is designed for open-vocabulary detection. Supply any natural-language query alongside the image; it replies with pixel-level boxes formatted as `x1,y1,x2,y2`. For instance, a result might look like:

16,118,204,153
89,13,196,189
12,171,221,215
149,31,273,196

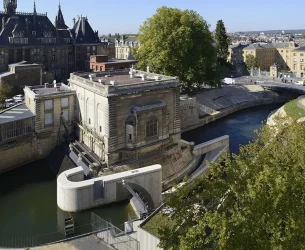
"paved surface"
2,235,112,250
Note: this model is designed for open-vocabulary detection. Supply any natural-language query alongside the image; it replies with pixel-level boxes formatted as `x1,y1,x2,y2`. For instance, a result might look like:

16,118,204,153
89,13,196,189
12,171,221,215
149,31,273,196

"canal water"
0,103,283,238
182,103,282,154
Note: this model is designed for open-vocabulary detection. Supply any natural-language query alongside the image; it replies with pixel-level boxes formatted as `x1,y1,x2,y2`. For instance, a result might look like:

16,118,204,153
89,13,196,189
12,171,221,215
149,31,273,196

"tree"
133,7,221,92
245,54,258,70
158,118,305,249
215,20,230,62
0,84,12,108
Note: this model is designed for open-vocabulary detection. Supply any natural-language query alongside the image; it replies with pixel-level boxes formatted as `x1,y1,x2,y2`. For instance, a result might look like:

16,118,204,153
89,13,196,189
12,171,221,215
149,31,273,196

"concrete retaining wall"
193,135,229,156
137,226,162,250
0,133,58,173
57,165,162,212
182,97,287,133
181,85,289,132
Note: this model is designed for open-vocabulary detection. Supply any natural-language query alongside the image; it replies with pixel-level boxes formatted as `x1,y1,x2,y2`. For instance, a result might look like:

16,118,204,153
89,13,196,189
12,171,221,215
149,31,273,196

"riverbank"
181,85,292,133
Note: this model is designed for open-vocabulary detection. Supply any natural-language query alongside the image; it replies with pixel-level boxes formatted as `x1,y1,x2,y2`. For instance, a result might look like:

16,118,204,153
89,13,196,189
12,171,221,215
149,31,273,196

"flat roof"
0,103,35,125
79,71,177,86
26,83,74,97
32,86,71,95
92,60,138,65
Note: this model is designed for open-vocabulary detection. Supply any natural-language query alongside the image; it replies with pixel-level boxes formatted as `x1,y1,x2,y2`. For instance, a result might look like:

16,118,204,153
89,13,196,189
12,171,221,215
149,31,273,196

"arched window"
146,116,158,138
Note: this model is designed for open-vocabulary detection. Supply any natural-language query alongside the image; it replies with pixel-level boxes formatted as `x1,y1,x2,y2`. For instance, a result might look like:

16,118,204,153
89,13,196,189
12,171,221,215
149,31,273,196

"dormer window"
43,31,52,38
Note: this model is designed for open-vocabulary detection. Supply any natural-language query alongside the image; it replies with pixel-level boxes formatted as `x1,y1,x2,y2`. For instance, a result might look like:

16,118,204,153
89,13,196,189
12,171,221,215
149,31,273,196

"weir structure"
57,164,162,214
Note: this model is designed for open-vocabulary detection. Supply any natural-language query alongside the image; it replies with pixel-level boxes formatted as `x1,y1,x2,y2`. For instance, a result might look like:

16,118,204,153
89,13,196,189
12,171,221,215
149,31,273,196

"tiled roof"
71,17,99,44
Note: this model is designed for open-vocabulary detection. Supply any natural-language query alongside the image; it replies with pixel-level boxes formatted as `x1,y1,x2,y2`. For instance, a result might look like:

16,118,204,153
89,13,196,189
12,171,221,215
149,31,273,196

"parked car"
13,94,24,100
222,78,236,85
6,102,15,108
5,98,13,103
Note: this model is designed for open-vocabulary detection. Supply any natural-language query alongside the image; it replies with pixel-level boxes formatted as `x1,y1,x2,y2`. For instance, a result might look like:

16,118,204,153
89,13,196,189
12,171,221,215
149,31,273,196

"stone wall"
109,140,193,180
0,132,58,173
0,63,53,95
180,95,199,129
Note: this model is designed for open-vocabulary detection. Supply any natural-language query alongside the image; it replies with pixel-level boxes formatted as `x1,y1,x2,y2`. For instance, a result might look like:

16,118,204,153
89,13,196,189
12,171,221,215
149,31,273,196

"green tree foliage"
133,7,221,91
245,54,258,70
215,20,230,62
158,119,305,249
0,84,12,107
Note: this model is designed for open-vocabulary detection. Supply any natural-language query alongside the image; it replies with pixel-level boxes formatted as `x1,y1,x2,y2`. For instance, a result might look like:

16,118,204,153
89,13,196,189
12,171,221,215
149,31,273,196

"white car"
5,98,13,103
222,78,236,85
13,94,24,100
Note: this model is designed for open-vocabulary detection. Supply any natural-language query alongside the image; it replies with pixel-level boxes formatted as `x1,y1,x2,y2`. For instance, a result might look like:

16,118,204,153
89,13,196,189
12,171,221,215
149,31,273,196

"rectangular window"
44,100,54,126
44,112,54,125
45,100,53,110
61,97,69,108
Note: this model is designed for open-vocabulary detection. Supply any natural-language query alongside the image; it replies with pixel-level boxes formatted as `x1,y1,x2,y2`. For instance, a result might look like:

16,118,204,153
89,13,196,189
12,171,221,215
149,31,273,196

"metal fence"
91,213,139,250
0,213,139,250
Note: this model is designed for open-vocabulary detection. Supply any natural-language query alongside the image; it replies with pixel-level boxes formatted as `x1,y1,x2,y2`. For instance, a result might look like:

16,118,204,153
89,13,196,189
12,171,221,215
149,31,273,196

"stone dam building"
0,67,294,177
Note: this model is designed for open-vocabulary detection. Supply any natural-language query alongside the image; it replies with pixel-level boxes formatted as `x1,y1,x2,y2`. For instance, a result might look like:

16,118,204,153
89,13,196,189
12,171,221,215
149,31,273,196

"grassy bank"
284,99,305,119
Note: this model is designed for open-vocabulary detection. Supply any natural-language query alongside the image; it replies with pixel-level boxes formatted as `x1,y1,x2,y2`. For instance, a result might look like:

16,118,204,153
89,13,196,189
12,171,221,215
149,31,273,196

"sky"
16,0,305,35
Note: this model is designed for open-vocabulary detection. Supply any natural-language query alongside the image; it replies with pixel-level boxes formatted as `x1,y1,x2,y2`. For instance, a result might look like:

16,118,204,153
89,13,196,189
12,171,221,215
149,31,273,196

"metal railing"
0,213,139,250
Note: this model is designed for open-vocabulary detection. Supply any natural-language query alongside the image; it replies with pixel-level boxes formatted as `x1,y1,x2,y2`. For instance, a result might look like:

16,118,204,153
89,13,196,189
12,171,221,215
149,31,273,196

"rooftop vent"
110,80,119,86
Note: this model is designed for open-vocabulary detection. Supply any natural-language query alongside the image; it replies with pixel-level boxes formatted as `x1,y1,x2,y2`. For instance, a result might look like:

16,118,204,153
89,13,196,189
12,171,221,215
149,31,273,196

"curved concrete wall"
57,165,162,212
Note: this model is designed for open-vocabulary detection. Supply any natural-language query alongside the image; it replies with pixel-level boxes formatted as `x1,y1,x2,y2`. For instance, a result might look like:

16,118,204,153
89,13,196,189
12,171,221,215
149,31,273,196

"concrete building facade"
228,44,247,74
0,82,76,172
89,55,137,72
0,61,52,94
69,69,182,166
115,36,139,60
243,41,305,77
57,164,162,212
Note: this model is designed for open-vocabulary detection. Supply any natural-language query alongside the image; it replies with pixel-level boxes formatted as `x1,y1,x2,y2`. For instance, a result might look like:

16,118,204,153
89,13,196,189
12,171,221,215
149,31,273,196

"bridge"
259,82,305,94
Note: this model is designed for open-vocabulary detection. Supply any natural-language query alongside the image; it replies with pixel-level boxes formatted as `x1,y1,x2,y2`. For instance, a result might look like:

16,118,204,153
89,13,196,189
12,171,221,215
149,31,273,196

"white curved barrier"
57,165,162,212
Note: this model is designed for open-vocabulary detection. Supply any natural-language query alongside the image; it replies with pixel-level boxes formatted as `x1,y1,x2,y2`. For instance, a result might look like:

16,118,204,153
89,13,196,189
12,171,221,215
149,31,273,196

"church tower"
3,0,17,15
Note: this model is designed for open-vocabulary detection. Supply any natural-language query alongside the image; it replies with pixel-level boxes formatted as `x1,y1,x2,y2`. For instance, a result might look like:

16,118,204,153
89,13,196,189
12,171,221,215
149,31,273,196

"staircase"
64,216,74,237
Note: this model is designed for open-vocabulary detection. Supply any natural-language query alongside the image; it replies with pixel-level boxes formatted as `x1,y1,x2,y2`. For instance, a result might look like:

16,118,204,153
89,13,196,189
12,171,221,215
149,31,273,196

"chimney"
81,17,85,34
25,18,28,30
2,17,5,30
72,17,76,26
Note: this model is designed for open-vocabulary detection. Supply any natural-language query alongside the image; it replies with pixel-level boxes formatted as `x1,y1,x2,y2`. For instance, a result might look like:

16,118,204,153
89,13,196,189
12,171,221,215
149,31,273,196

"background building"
89,55,137,72
228,44,247,74
0,0,104,81
243,41,305,77
115,35,139,59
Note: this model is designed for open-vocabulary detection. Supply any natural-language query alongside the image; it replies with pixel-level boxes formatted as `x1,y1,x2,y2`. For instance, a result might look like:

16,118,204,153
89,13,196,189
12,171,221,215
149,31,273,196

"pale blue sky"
16,0,305,35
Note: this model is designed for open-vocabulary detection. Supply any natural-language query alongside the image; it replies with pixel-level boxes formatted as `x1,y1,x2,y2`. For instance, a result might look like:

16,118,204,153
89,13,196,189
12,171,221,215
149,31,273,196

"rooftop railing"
0,10,47,16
